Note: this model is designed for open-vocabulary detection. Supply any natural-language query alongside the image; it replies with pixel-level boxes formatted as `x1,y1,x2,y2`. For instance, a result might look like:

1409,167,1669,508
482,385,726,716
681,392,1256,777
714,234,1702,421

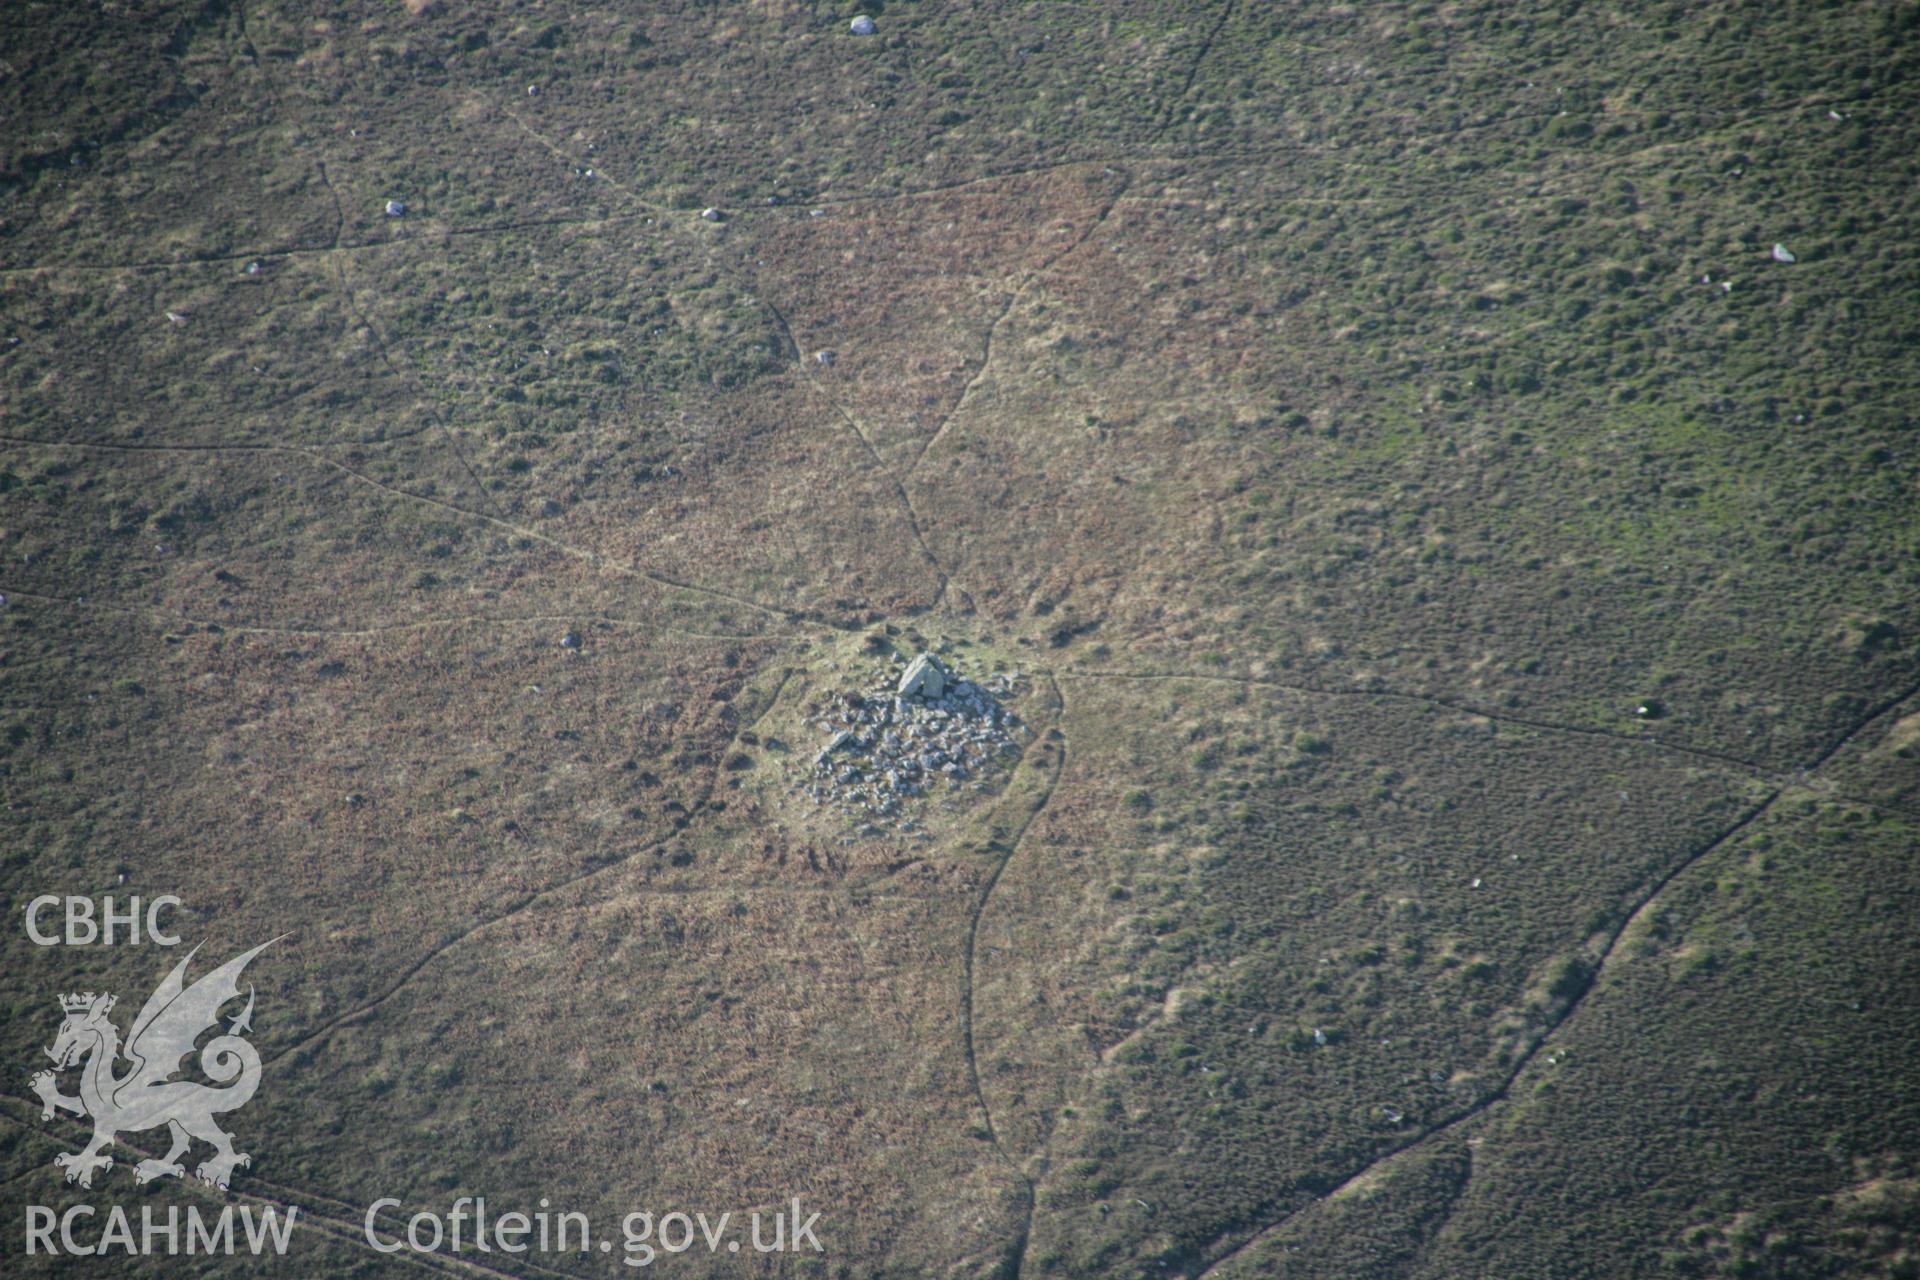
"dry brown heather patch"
262,888,1030,1274
541,378,943,625
729,166,1132,463
902,170,1306,623
1,615,778,1066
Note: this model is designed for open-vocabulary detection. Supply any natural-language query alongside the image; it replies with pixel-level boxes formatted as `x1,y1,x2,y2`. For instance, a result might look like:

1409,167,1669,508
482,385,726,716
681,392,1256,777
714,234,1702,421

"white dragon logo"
29,939,279,1190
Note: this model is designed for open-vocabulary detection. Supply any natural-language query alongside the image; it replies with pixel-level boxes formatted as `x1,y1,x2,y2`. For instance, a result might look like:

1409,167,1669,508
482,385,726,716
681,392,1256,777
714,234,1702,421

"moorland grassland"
3,2,1917,1277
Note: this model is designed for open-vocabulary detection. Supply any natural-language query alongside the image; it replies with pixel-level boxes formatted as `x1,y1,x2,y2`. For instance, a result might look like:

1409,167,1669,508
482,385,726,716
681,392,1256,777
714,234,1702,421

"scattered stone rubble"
798,652,1026,835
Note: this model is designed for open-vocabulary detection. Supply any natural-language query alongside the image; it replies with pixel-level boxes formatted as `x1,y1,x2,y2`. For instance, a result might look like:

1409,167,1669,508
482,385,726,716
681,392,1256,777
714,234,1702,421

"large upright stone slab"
897,653,945,699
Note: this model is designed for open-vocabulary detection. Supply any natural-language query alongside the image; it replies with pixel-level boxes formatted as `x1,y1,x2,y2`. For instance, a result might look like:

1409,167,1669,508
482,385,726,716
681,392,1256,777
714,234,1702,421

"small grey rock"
817,728,857,764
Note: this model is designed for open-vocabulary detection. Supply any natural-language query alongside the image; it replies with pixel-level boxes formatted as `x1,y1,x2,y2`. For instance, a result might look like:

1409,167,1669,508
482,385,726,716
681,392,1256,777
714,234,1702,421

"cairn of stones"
798,652,1026,837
